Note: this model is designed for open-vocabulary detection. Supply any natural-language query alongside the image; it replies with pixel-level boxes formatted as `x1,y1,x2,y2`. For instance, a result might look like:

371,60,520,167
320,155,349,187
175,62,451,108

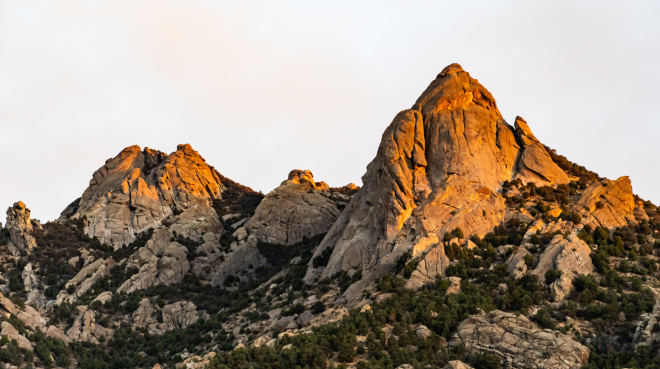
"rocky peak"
243,169,342,246
283,169,329,191
60,144,225,248
5,201,37,256
304,64,576,302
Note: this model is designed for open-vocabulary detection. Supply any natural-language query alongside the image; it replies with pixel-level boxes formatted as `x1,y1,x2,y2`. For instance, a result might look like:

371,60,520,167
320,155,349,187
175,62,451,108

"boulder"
0,292,47,330
505,246,531,278
26,290,47,307
244,169,341,246
532,233,594,301
45,325,71,344
415,325,432,340
59,144,225,248
67,307,114,344
161,301,199,331
374,293,393,304
296,310,315,327
56,257,116,303
270,316,296,331
5,201,37,255
132,298,157,328
449,310,589,369
92,291,113,305
444,361,474,369
21,263,39,292
577,177,635,229
307,306,349,327
445,277,462,295
118,230,190,293
0,321,32,350
304,64,568,305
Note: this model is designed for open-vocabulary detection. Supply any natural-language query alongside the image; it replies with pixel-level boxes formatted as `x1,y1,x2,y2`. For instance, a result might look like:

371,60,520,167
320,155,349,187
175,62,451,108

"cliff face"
60,144,225,248
303,64,574,299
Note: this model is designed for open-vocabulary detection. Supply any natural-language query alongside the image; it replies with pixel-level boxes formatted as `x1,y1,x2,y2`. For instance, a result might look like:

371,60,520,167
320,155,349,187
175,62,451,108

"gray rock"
244,170,341,246
449,310,589,369
5,201,37,255
415,325,431,340
270,316,296,331
296,310,315,327
67,307,114,344
58,144,225,248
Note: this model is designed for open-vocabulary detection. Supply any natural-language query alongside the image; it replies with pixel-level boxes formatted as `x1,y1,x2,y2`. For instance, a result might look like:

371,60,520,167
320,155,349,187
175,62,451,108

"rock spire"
59,144,225,248
304,63,573,303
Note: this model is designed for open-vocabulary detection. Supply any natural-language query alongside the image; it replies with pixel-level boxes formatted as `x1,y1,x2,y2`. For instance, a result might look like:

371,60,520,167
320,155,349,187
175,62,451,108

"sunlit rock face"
304,64,571,304
60,144,225,248
5,201,37,256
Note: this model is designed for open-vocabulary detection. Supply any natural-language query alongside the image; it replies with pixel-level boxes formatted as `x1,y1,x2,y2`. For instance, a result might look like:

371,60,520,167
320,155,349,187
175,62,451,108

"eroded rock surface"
118,230,190,293
245,170,341,246
304,64,570,304
60,144,225,248
57,258,116,304
577,177,635,229
5,201,37,256
449,310,589,369
532,233,594,301
67,307,114,344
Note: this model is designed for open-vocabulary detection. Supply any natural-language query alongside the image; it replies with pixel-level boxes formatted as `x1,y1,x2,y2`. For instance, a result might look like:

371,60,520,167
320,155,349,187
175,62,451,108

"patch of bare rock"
449,310,590,369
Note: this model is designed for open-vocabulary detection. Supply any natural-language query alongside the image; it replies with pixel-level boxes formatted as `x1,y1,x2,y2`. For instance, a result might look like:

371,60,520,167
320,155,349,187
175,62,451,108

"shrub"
544,269,562,285
472,352,502,369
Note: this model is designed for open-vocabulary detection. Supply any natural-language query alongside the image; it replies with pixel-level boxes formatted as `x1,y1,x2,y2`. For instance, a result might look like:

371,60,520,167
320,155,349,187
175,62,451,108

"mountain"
304,63,592,303
1,64,659,369
58,144,225,248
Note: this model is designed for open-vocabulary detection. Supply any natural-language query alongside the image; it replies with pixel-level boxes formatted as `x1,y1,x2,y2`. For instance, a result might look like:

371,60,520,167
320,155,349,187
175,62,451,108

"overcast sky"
1,1,659,222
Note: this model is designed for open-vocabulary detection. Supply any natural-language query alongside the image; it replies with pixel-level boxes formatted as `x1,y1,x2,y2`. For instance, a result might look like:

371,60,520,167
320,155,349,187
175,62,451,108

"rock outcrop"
207,233,267,286
118,227,190,293
67,306,114,344
449,310,589,369
60,144,225,248
56,258,116,304
5,201,37,256
505,246,531,279
161,301,199,330
21,263,39,291
0,292,68,344
245,170,342,246
531,233,594,301
577,177,635,229
405,242,451,289
304,64,570,304
0,321,32,350
513,117,570,186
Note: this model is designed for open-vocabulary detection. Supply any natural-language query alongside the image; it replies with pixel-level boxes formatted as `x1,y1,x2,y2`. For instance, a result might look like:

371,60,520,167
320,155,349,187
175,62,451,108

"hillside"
2,64,660,369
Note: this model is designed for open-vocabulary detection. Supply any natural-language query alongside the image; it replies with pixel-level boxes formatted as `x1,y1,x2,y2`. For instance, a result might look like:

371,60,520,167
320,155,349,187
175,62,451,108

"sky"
1,0,659,222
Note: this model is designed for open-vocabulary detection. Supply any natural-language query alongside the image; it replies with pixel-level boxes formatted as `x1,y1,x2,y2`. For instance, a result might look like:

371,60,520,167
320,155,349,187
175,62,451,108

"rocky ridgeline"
58,144,225,248
0,64,657,369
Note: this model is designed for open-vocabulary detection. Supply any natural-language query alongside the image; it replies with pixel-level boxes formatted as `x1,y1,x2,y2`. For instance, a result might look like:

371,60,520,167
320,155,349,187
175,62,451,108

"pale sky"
1,1,659,222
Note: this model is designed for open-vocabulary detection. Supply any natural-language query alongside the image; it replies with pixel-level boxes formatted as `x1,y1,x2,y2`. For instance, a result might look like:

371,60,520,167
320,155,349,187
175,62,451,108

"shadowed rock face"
304,64,571,301
60,144,225,248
